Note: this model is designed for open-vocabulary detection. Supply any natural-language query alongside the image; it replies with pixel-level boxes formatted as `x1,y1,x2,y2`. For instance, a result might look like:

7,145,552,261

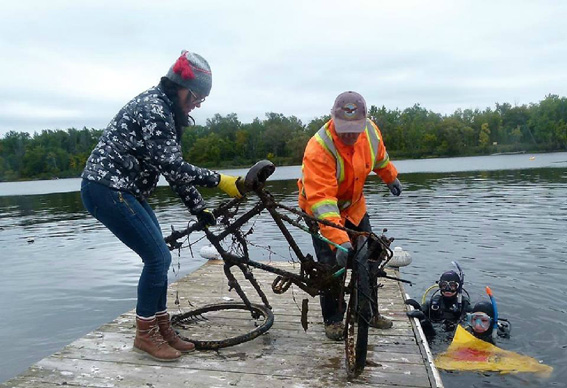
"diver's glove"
496,318,512,338
335,242,353,268
406,310,425,320
443,320,456,332
406,310,436,337
420,317,436,338
387,178,402,196
196,208,216,227
404,298,422,310
218,174,245,199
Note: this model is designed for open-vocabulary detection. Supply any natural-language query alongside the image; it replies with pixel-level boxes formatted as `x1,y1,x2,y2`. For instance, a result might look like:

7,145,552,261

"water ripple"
1,165,566,386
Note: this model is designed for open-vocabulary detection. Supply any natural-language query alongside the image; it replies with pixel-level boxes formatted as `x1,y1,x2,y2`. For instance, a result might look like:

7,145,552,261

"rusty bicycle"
164,160,409,377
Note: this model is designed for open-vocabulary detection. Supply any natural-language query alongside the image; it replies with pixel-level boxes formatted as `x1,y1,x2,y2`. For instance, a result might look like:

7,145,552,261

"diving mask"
439,280,459,292
465,312,492,333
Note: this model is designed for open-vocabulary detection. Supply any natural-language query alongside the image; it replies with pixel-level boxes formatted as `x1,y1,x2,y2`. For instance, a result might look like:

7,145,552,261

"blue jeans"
311,213,377,325
81,179,171,318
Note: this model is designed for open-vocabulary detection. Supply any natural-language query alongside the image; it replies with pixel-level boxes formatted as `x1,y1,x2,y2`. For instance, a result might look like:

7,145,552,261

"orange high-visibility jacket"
298,118,398,246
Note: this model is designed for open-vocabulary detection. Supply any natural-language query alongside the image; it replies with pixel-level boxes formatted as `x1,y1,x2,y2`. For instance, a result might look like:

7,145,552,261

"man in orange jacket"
298,91,402,340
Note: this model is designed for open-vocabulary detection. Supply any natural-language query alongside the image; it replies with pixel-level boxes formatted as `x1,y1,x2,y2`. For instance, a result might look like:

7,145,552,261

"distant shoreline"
2,150,563,184
490,151,526,156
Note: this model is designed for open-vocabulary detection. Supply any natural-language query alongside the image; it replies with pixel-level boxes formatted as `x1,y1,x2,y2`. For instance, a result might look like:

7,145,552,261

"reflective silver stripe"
365,119,379,168
300,163,306,197
376,152,390,169
312,199,341,220
305,120,384,214
367,120,390,169
314,124,345,183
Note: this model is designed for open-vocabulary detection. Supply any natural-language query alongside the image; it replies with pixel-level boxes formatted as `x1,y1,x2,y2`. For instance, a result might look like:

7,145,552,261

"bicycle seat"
244,160,276,191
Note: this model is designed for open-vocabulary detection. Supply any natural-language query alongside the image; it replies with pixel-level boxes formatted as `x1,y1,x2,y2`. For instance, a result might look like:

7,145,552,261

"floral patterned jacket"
81,86,219,214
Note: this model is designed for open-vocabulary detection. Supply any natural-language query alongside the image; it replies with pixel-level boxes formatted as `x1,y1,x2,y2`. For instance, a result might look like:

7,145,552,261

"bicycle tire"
171,302,274,350
345,258,371,378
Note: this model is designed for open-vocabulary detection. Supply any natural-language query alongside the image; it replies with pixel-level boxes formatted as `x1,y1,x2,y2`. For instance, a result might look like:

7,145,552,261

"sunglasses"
438,280,459,291
189,89,206,104
465,312,492,333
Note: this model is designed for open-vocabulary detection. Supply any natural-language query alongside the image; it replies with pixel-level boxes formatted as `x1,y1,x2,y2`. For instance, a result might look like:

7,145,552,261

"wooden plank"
6,358,429,388
1,261,440,388
54,330,425,366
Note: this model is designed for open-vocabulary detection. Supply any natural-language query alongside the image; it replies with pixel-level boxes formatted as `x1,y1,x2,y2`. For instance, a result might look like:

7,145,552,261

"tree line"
1,94,566,181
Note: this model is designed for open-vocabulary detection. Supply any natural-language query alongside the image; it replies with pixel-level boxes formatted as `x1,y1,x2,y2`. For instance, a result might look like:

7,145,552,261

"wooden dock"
1,261,442,388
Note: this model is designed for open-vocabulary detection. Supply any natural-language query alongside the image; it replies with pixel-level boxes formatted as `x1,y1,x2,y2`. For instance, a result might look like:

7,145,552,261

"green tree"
436,118,469,156
1,131,30,179
242,119,267,161
3,92,567,181
529,94,567,149
306,115,330,136
510,125,523,144
263,113,303,158
207,113,241,142
555,120,567,149
187,134,222,166
22,145,48,177
479,123,491,148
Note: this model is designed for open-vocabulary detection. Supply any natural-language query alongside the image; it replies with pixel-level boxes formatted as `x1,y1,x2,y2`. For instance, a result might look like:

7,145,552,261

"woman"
81,50,243,361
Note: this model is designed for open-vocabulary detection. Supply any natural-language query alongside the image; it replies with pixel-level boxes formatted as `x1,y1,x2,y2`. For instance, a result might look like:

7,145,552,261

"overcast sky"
1,0,566,136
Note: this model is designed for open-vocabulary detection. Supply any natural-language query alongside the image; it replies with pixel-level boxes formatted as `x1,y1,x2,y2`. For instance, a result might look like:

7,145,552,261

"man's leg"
311,234,345,326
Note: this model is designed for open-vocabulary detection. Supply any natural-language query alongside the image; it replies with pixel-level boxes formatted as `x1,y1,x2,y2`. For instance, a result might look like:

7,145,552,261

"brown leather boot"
156,312,195,353
369,313,393,329
134,316,181,361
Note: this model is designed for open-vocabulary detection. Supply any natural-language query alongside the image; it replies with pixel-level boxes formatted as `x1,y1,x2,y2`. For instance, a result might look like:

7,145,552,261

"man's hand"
335,241,353,268
387,178,402,196
196,208,216,227
218,174,245,198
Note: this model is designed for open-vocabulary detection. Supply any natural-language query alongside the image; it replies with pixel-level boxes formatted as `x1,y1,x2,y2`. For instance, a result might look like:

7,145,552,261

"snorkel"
486,286,499,340
451,261,465,312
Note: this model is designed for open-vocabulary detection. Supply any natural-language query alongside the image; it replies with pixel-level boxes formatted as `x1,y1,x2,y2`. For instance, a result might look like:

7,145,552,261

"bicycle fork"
223,262,272,318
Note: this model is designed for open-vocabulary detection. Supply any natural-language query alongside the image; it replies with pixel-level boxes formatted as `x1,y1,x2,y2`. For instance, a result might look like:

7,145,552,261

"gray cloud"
1,0,566,136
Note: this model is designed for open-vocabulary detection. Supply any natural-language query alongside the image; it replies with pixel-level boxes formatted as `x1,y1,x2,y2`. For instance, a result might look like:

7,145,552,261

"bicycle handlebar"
164,160,276,250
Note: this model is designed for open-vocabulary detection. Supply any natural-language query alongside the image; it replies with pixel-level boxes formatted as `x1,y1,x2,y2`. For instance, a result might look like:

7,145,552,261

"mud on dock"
1,261,442,388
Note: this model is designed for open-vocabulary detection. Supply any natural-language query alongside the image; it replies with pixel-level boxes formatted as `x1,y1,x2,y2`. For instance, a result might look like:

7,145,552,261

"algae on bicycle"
164,160,409,377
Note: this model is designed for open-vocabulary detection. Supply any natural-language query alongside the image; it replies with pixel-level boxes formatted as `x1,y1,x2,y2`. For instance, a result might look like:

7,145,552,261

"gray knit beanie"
165,50,212,96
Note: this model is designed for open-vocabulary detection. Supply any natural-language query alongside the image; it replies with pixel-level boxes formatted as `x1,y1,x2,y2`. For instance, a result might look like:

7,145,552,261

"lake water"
1,152,566,387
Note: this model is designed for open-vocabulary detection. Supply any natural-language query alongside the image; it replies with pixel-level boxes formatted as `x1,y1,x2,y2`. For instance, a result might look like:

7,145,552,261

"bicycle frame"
164,160,402,316
164,161,415,377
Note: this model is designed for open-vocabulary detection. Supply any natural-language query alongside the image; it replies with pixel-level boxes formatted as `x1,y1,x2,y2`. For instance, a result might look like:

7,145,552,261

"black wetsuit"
420,293,471,336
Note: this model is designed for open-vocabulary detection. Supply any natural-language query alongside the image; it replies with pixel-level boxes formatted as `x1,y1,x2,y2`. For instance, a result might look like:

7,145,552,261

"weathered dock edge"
1,261,443,388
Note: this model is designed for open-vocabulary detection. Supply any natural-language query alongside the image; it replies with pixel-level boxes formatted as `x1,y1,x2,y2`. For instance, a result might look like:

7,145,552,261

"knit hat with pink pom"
165,50,212,97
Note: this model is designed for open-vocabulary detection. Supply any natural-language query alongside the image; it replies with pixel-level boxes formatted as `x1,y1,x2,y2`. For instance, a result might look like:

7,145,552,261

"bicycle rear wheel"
345,258,371,378
171,302,274,350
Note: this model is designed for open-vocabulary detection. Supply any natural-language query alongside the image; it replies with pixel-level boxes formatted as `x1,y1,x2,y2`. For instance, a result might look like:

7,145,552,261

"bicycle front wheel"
171,302,274,350
344,259,372,378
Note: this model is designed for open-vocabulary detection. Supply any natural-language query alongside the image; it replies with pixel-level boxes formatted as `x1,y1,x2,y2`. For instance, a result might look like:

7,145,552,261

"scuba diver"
405,261,471,338
406,264,512,342
463,287,512,343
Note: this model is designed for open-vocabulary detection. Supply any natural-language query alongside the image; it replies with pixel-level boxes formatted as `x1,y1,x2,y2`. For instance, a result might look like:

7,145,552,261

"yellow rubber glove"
196,208,216,227
218,174,244,199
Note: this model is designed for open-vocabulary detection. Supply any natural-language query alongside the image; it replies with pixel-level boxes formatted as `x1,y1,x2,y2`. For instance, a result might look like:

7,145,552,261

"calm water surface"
1,152,566,387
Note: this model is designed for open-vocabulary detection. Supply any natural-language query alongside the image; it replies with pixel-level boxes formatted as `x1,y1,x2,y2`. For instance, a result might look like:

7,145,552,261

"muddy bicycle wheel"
345,260,372,378
171,302,274,350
